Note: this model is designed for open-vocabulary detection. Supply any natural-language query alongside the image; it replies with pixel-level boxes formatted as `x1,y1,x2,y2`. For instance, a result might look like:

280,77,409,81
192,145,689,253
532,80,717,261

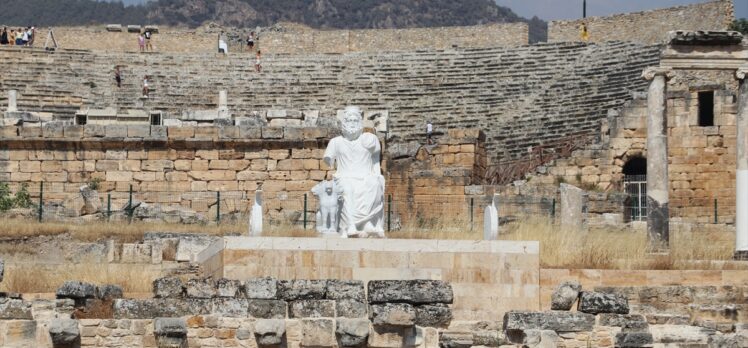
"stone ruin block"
153,277,184,298
185,278,217,299
127,25,142,33
0,298,33,319
48,318,80,346
113,299,211,319
301,318,336,347
56,281,97,302
326,280,365,302
367,280,453,304
502,311,595,333
370,303,416,327
414,303,452,328
577,291,629,315
248,300,287,319
290,299,336,318
216,278,241,298
154,317,187,348
244,277,279,300
336,299,368,318
95,285,123,301
368,325,423,348
105,24,122,32
336,318,370,347
550,280,582,311
278,279,328,300
120,243,153,264
144,25,159,33
254,319,286,346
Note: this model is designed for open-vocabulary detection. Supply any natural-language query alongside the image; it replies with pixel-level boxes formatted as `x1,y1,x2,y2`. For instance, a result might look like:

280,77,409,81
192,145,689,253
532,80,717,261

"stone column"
7,90,17,112
735,67,748,259
218,90,229,118
642,67,674,251
559,183,584,230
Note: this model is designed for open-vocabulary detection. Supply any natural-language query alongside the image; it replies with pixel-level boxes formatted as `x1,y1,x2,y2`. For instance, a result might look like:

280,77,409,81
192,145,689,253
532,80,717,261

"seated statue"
323,106,386,238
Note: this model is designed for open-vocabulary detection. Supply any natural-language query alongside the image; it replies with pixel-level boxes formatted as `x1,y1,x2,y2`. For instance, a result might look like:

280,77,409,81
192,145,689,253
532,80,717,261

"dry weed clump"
0,263,157,294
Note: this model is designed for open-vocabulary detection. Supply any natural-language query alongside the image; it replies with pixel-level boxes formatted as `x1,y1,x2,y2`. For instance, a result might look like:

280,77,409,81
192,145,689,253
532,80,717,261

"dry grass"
0,263,157,293
0,216,738,273
0,218,244,243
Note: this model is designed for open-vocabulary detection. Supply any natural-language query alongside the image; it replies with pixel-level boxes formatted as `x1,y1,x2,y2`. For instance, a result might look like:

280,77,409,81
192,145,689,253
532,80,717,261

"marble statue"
249,183,263,236
323,106,385,238
311,180,341,234
483,194,499,240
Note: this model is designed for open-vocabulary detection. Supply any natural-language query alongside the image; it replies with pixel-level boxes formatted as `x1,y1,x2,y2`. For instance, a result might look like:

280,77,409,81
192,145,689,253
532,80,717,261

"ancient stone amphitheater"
0,0,746,347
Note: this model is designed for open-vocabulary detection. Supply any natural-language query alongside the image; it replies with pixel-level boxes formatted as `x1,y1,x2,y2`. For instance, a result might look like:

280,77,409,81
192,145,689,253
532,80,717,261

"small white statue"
323,106,385,238
483,194,499,240
311,180,342,234
249,183,263,236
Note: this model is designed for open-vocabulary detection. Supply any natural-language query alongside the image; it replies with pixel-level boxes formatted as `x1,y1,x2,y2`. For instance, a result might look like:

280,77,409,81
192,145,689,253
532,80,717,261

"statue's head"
341,106,363,141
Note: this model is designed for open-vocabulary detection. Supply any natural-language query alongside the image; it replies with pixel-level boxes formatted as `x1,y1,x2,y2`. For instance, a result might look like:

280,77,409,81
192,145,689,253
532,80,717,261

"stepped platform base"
196,236,540,321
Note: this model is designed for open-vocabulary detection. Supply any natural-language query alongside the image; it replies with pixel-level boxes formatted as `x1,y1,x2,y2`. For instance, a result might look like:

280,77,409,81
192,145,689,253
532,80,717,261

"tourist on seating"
27,27,35,47
114,66,122,88
255,50,262,73
21,27,30,46
7,29,14,46
0,28,8,45
246,31,255,51
15,28,23,45
580,23,590,42
426,120,433,144
138,33,145,52
142,75,150,98
144,30,153,51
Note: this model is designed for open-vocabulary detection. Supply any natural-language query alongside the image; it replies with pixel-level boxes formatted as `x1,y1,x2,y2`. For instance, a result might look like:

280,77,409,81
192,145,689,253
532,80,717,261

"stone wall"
548,0,734,44
385,129,487,225
36,22,527,54
262,23,529,54
0,124,336,222
198,237,540,322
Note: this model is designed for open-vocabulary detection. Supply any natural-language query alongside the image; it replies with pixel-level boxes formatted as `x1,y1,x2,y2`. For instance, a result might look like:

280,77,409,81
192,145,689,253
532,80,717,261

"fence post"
714,198,718,224
387,194,392,232
303,193,308,229
469,197,474,231
551,198,556,220
128,184,133,223
216,191,221,224
107,193,111,220
38,181,43,222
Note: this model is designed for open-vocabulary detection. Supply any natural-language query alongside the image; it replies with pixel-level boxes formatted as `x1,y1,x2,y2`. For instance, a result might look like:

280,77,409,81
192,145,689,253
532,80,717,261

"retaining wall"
548,0,734,44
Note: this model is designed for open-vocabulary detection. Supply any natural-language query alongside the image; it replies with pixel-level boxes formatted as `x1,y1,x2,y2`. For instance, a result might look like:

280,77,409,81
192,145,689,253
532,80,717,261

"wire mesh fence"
0,181,738,231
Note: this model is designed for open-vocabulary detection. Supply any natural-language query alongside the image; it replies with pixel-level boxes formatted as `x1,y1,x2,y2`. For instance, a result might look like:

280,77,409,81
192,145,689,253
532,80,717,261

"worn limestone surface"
550,280,582,310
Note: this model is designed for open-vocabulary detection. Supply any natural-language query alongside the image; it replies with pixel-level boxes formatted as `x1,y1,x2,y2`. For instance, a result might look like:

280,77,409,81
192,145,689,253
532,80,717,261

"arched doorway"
623,157,647,222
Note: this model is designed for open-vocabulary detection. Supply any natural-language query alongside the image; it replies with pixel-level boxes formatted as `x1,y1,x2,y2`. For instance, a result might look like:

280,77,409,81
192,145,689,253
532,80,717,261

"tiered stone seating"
0,41,661,164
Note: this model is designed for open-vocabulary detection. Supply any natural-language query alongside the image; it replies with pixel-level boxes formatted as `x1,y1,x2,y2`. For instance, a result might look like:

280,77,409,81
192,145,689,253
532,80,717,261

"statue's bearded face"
341,113,363,141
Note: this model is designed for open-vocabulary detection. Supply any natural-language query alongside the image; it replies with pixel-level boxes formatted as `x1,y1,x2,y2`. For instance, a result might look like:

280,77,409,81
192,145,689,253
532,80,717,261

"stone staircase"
0,42,661,166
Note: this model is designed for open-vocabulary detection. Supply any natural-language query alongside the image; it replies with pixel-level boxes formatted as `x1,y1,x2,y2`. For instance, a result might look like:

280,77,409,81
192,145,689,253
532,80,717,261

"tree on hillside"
730,19,748,35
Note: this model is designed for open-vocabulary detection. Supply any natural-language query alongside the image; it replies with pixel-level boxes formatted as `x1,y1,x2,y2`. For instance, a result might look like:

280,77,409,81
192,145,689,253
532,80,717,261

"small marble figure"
483,194,499,240
311,180,341,234
323,106,385,238
249,183,263,236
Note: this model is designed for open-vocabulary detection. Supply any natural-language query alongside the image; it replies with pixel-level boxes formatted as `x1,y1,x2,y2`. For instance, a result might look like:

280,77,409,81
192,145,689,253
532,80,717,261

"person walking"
21,27,29,46
138,33,145,52
426,120,433,144
15,28,23,45
114,66,122,88
142,75,150,98
255,50,262,73
0,27,8,45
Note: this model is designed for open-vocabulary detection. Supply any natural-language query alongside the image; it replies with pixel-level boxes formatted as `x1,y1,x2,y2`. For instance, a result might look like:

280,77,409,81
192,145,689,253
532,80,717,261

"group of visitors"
0,26,35,46
111,65,151,99
138,30,154,52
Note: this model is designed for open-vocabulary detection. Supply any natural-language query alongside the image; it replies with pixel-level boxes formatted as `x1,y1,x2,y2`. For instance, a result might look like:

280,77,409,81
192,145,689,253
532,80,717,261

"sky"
497,0,748,20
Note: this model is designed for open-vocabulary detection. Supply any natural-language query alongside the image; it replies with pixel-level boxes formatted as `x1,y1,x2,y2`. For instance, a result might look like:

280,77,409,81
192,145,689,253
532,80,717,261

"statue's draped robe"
324,133,385,236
